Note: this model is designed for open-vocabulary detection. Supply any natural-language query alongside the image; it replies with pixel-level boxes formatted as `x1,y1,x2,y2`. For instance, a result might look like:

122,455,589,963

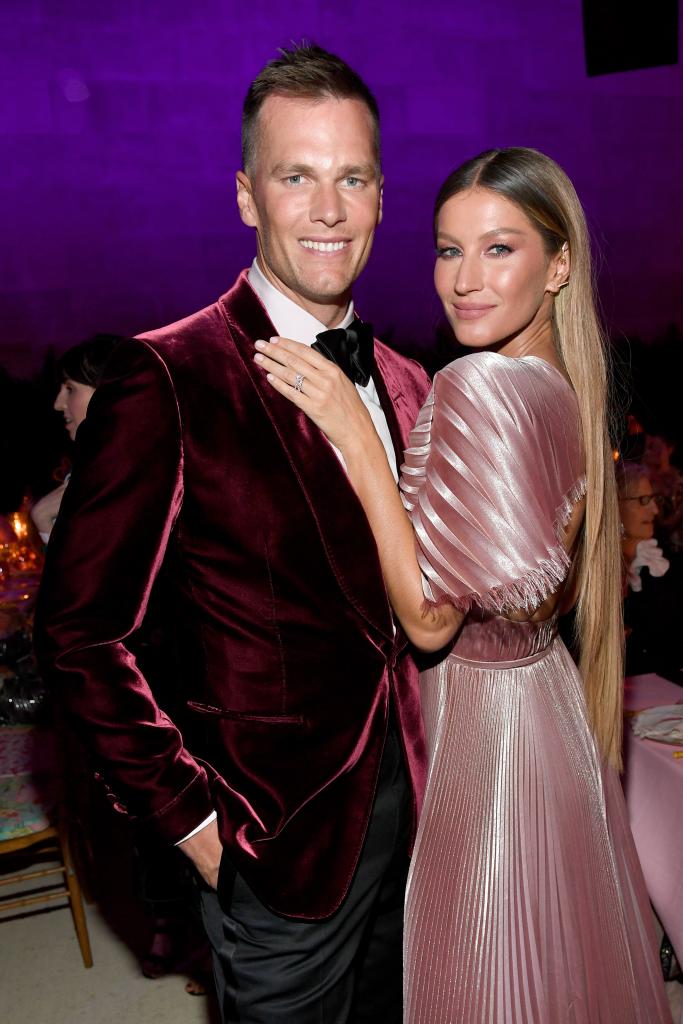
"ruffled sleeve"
399,352,586,614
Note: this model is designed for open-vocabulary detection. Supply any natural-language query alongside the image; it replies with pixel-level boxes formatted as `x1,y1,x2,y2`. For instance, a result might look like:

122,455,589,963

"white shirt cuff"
175,810,217,845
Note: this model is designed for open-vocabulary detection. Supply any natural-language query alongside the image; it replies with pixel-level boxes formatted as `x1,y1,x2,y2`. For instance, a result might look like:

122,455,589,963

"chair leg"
58,820,94,968
69,816,96,906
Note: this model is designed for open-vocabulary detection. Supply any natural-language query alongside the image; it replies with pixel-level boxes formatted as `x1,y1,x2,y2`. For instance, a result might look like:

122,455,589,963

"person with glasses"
618,461,666,589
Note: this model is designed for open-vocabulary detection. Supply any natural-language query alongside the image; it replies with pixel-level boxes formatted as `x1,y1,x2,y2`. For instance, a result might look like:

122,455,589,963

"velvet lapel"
219,272,394,640
372,342,413,470
371,341,419,653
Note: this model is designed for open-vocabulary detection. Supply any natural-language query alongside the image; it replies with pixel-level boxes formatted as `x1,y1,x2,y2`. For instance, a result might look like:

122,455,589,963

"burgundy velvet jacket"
34,271,431,919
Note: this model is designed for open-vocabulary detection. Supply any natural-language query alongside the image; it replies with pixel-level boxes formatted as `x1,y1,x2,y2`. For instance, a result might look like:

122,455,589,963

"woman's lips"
452,304,496,321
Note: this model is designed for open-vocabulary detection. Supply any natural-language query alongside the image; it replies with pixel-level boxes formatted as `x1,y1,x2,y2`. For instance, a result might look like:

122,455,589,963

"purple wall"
3,1,682,375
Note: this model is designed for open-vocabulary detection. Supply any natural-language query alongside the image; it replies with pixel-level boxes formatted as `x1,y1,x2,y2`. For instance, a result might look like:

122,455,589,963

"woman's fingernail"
269,336,279,344
254,354,264,363
255,339,266,350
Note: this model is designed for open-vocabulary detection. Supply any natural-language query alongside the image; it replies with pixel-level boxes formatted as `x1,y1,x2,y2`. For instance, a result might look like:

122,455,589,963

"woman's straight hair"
435,148,624,768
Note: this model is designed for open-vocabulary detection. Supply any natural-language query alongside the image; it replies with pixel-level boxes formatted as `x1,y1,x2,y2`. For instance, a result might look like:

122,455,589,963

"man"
35,45,430,1022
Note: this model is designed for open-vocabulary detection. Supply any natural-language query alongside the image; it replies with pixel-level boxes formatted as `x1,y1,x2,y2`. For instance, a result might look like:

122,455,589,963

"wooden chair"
0,724,93,967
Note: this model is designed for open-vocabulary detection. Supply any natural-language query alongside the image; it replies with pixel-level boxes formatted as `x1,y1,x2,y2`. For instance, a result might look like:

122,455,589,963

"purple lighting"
2,1,682,375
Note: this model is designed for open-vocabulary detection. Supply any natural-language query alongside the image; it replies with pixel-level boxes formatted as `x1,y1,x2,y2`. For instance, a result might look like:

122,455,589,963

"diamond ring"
294,373,305,393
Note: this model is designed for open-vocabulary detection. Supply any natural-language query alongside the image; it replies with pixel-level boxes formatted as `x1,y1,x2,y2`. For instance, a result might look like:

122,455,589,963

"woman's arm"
30,482,68,538
254,337,463,651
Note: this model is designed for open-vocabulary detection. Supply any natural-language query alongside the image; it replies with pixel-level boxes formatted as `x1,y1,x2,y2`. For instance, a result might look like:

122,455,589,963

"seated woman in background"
618,459,683,684
30,334,123,542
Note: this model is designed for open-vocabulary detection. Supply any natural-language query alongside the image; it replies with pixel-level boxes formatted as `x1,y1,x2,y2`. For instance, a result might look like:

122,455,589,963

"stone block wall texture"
2,0,682,374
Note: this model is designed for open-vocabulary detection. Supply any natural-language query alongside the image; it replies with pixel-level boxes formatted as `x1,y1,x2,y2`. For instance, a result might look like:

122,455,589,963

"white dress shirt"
178,262,398,846
248,259,398,481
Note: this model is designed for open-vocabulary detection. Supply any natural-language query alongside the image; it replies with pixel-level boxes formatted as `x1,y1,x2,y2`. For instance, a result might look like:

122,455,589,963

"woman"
254,149,670,1021
619,460,665,586
31,334,123,542
618,460,683,684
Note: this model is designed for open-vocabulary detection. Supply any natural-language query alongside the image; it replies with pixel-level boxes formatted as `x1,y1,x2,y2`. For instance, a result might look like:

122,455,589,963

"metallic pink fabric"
401,353,586,616
399,353,671,1022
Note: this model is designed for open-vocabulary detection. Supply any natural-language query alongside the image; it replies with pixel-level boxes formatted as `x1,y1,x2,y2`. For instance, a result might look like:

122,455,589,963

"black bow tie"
312,320,375,387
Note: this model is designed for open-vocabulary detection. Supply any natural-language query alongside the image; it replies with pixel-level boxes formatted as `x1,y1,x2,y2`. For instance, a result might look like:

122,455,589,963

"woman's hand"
255,335,463,652
254,337,374,455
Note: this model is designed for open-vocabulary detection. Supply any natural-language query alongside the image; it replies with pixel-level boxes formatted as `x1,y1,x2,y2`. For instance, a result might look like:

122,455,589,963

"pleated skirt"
404,639,671,1023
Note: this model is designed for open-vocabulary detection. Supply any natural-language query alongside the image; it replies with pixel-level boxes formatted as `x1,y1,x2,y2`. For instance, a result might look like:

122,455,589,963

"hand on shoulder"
253,336,376,457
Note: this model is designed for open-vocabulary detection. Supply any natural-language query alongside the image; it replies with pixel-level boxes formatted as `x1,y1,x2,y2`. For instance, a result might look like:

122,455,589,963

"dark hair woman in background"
30,334,122,541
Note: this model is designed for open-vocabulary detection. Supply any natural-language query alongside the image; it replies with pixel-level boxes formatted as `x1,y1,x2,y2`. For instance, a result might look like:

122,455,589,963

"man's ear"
377,175,384,226
236,171,258,228
547,242,570,294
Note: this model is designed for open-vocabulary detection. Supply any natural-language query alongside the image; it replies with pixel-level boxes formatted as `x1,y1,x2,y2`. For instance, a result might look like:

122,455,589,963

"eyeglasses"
620,494,662,506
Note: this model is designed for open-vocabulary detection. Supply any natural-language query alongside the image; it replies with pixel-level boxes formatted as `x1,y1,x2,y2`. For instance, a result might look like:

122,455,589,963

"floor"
1,895,219,1024
1,810,220,1024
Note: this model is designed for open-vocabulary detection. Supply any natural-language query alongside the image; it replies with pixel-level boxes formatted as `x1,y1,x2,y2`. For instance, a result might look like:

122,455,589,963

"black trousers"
199,727,411,1023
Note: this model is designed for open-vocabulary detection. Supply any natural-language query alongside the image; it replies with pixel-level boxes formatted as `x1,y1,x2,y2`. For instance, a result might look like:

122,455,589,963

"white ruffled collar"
627,538,670,592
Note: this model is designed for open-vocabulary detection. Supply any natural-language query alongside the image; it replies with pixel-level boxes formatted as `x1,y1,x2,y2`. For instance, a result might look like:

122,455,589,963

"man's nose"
310,183,346,226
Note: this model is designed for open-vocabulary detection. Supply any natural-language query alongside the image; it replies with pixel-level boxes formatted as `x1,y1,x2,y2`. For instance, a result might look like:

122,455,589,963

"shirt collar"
247,258,355,348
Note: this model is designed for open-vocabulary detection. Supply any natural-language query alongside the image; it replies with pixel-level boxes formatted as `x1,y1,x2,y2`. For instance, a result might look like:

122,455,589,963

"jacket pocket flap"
186,701,304,725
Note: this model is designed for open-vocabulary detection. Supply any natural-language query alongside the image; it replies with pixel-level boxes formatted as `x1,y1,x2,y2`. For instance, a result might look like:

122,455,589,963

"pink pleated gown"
399,352,671,1023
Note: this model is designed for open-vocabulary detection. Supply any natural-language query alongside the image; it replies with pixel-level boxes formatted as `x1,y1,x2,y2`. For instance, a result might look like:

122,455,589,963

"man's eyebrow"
270,162,315,176
269,162,378,178
338,163,377,177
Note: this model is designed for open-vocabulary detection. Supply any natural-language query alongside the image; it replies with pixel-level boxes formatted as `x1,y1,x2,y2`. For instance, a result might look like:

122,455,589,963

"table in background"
623,672,683,961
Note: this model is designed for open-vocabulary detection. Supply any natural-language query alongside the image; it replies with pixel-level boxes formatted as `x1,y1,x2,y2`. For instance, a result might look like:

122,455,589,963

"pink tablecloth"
623,673,683,961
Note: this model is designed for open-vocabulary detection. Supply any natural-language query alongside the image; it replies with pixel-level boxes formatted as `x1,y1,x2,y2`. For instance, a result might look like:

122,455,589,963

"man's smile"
299,239,350,252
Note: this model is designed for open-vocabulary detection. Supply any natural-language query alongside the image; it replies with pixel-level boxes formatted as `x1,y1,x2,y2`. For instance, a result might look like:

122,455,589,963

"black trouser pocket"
217,846,237,912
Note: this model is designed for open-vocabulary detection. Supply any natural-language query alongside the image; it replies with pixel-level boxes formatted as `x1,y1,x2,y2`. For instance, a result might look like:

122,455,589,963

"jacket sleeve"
34,338,214,843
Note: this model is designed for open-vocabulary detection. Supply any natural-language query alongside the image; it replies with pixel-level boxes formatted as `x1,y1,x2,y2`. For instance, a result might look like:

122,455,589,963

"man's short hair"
242,43,381,175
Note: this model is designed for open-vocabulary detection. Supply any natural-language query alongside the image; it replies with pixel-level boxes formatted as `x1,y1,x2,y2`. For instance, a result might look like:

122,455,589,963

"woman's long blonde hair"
435,148,624,768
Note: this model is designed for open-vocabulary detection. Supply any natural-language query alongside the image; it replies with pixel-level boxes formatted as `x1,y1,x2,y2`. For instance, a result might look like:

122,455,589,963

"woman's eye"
436,246,462,259
488,243,513,256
